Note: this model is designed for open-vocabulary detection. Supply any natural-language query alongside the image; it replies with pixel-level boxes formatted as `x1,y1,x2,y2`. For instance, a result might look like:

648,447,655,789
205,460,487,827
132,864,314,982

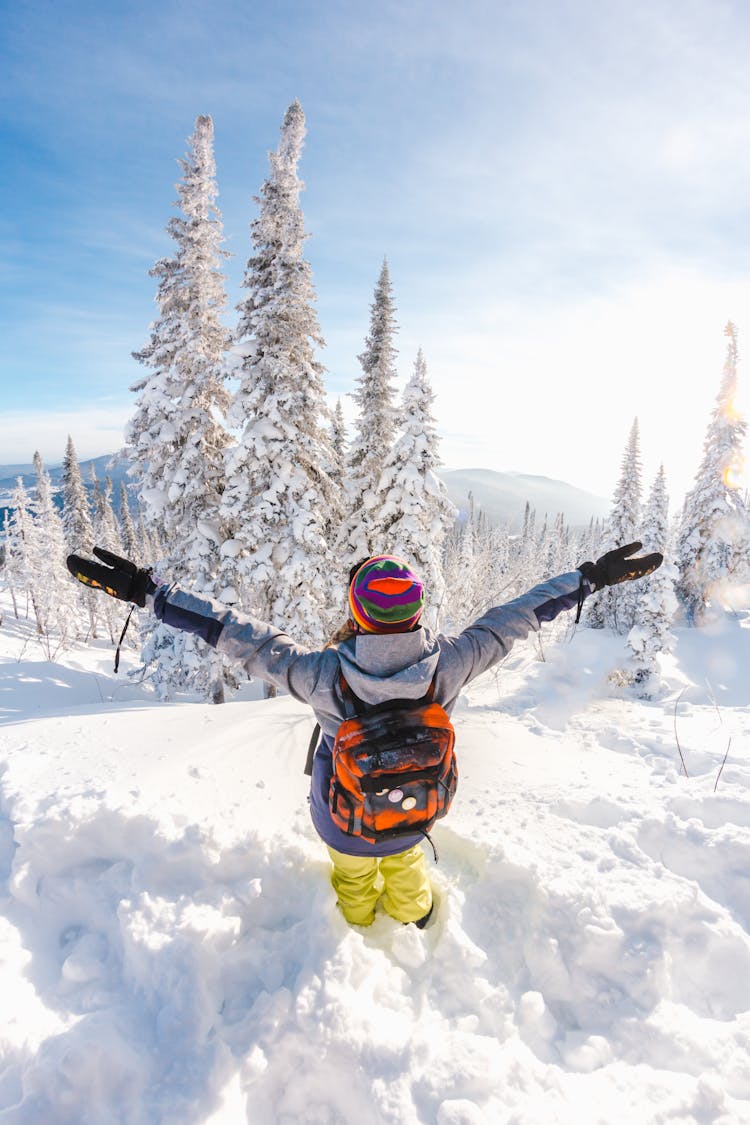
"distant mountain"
439,468,609,531
0,463,42,479
0,454,131,528
0,454,130,495
0,457,609,534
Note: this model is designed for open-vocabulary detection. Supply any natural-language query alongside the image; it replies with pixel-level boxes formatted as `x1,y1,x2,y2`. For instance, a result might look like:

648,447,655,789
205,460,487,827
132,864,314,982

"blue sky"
3,0,750,504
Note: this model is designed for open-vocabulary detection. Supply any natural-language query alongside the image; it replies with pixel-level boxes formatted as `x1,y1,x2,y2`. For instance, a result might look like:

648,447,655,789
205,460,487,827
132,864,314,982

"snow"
2,594,750,1122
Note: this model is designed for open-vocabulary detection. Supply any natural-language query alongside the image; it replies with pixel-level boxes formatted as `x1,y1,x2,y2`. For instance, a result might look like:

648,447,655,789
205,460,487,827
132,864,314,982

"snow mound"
1,603,750,1121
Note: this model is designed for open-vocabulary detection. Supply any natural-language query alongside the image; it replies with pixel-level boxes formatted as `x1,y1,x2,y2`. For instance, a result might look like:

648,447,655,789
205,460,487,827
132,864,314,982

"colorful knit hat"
348,555,425,633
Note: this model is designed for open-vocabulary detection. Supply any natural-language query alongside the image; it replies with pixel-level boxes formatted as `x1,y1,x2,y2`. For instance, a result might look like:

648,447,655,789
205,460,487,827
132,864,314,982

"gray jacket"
152,569,592,733
152,569,592,855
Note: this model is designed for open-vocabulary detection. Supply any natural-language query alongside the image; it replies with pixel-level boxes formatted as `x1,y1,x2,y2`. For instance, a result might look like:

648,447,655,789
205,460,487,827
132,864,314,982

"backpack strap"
303,722,320,776
339,671,365,716
302,673,363,775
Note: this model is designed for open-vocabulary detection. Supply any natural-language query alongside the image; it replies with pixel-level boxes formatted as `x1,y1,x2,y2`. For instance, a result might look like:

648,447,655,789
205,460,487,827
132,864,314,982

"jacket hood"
337,626,440,704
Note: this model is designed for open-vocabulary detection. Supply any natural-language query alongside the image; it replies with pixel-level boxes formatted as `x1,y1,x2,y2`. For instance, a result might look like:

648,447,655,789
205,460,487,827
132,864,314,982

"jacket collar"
337,626,440,703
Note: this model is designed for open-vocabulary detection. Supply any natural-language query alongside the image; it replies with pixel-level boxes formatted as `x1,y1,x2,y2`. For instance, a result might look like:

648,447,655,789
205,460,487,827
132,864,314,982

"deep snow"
1,593,749,1124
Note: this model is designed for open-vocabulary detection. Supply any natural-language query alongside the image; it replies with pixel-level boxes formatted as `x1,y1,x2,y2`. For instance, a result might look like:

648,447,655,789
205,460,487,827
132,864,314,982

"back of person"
66,543,662,930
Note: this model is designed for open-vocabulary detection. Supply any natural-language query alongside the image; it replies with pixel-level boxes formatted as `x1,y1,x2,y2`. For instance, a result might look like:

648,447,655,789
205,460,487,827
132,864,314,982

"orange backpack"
329,675,458,854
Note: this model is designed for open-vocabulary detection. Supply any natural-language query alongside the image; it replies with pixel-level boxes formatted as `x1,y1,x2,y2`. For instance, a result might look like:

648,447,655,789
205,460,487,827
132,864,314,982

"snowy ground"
1,593,750,1124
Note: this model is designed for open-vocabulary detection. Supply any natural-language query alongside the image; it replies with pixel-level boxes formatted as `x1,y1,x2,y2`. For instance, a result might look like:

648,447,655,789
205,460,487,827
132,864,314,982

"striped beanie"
348,555,425,633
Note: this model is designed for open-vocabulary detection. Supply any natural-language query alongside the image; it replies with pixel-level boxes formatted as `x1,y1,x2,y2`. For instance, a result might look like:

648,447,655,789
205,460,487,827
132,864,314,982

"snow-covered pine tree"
129,113,231,570
487,520,514,603
557,513,572,570
533,513,550,582
582,516,607,628
442,496,498,630
370,349,456,626
540,513,574,600
737,494,750,585
3,478,32,621
26,453,80,656
60,437,102,638
330,399,347,493
85,465,128,644
627,465,678,693
601,418,642,633
521,501,533,553
119,482,139,560
516,502,538,584
219,101,340,649
575,516,597,567
90,468,122,554
442,515,478,631
675,321,748,621
127,114,234,700
136,511,161,569
338,258,399,568
61,437,94,554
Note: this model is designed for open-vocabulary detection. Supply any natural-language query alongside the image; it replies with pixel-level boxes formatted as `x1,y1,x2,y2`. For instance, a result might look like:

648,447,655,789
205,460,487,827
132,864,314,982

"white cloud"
1,405,132,467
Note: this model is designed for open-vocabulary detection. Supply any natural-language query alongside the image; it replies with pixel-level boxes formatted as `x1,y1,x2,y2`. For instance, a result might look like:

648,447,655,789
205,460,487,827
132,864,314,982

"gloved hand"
578,541,663,591
66,547,156,607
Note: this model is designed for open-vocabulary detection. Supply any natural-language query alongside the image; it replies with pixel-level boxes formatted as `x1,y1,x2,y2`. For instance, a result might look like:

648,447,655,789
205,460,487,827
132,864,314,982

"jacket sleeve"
151,583,330,703
436,570,592,698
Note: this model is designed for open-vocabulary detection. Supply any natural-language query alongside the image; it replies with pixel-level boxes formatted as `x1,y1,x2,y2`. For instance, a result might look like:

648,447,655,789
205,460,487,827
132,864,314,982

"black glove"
578,541,663,591
66,547,156,607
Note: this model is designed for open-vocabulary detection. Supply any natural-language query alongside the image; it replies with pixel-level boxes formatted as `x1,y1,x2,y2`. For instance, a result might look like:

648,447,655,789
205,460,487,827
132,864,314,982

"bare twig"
705,678,732,791
714,737,732,793
91,675,106,705
705,678,723,725
534,629,546,662
673,687,690,778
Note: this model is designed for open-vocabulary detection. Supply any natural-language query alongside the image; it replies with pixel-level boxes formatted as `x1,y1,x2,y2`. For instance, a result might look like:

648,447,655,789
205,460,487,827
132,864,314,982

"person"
66,543,662,929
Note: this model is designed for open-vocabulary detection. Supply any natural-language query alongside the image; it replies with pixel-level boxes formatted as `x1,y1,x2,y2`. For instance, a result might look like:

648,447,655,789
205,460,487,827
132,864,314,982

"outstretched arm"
66,548,331,702
437,569,592,697
436,542,663,700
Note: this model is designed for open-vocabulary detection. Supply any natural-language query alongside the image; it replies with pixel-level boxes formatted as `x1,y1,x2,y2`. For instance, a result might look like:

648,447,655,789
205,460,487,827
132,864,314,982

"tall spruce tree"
26,453,80,655
90,468,121,554
338,258,399,567
61,436,101,639
88,466,128,643
3,478,32,621
119,482,139,560
128,114,231,572
627,465,678,692
518,502,538,581
330,399,347,493
676,322,748,620
583,516,607,629
61,437,94,554
602,418,642,633
372,349,455,626
127,114,233,700
443,503,484,630
219,100,340,647
137,511,161,568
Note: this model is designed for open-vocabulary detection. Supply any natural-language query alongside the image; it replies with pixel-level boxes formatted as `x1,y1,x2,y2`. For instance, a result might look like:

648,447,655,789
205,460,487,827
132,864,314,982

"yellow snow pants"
326,843,432,926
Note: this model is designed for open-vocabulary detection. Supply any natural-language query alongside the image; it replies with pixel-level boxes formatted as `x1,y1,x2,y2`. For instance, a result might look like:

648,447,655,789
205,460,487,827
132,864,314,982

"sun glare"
723,396,743,423
724,461,742,488
723,462,745,489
